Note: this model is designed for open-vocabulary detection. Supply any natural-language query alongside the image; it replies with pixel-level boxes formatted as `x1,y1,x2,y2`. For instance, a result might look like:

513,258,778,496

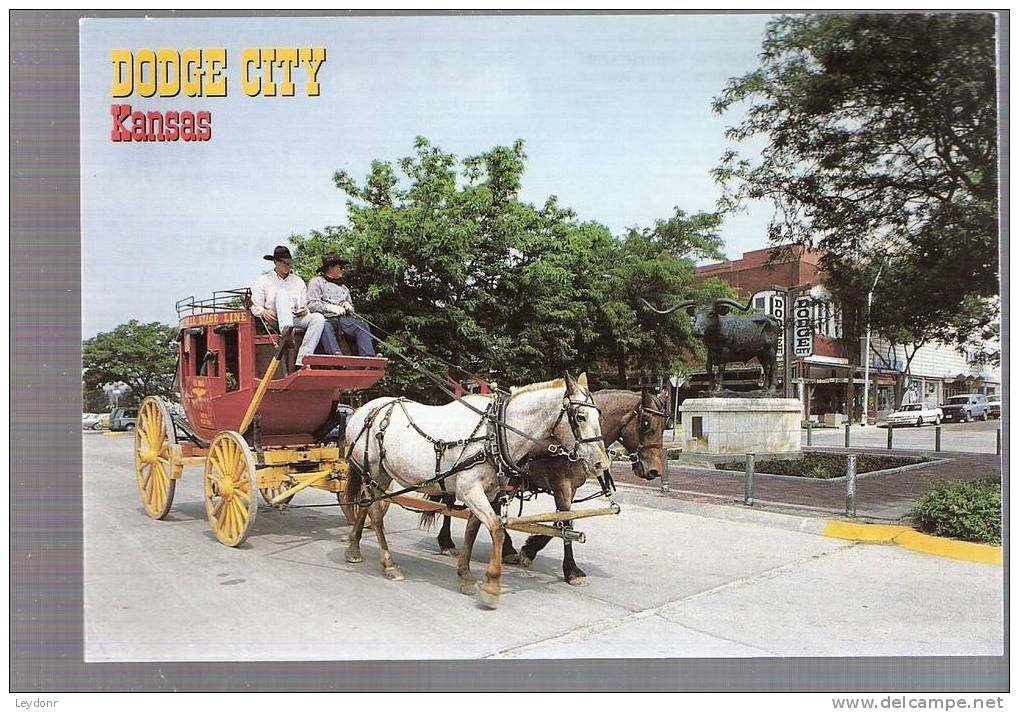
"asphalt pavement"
84,431,1003,661
800,419,1002,453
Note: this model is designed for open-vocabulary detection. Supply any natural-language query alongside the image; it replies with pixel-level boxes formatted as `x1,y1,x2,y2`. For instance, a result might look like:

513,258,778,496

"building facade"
694,247,999,422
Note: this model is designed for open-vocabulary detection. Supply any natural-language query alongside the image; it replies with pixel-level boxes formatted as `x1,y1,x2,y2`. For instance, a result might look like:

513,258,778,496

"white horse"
343,372,609,609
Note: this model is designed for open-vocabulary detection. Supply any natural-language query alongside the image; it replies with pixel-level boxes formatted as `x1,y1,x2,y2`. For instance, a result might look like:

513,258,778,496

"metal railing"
175,288,252,318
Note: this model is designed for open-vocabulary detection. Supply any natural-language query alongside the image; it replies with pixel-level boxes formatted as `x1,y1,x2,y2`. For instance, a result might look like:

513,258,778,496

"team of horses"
342,372,670,609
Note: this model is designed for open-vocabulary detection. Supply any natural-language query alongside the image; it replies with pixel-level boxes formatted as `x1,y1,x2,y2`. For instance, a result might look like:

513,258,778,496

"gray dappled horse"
422,386,669,586
344,373,610,608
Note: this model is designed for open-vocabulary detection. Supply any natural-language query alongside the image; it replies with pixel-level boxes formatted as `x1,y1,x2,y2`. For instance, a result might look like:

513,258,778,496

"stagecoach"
133,289,389,545
134,289,620,555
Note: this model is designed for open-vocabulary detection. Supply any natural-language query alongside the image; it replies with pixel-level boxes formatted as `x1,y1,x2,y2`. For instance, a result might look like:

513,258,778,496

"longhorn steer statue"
643,297,781,391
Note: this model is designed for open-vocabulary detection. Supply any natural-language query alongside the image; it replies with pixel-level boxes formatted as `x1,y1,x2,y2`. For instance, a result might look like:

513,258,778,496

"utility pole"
860,266,883,426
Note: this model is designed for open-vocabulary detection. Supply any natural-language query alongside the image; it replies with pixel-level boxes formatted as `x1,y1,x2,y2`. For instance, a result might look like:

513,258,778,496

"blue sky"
81,14,777,336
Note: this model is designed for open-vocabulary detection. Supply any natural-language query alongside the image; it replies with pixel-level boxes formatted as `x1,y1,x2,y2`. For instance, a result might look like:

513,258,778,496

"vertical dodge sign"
792,297,814,357
753,291,814,360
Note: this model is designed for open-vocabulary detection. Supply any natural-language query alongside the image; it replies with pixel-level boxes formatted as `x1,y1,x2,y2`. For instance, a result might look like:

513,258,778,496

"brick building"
693,246,999,422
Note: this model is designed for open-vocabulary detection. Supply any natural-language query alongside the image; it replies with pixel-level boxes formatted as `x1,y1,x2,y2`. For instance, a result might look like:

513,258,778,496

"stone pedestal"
680,398,802,455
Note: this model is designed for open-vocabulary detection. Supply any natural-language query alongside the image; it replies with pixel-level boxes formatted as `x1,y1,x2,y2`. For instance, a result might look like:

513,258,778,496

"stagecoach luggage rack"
176,288,252,318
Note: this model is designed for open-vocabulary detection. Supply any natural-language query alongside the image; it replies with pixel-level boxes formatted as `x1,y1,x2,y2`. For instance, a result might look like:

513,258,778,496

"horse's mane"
510,377,565,395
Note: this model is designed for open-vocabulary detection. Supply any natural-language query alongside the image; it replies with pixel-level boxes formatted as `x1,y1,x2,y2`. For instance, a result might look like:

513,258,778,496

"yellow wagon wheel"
204,431,258,547
259,484,295,507
134,396,180,520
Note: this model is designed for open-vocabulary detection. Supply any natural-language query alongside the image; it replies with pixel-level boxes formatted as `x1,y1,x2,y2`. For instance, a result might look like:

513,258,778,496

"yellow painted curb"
894,530,1002,566
823,521,1001,565
823,522,910,542
101,431,129,437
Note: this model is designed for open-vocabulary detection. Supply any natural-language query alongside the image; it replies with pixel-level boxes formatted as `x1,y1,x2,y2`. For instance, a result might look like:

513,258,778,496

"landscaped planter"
715,452,931,479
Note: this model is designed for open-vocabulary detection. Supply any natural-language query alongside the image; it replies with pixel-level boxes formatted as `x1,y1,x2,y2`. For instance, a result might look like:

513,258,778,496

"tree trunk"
616,347,627,389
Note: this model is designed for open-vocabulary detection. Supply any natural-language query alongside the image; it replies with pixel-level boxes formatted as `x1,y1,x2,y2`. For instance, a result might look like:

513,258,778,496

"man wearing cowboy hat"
250,245,341,364
306,253,376,357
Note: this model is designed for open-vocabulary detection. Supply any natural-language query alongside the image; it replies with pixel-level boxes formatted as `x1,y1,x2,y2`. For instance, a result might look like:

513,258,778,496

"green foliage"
292,137,724,400
912,479,1001,544
713,14,999,361
83,382,108,413
82,321,179,405
717,452,927,479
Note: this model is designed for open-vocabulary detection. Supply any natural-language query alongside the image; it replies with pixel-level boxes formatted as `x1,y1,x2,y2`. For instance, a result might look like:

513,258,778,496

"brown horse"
424,386,669,586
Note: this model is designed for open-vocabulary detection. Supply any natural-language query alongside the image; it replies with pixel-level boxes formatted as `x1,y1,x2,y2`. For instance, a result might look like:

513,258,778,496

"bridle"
545,388,604,464
620,392,669,474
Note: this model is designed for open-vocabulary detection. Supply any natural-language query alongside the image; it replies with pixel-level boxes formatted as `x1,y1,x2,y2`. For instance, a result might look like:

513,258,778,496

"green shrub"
716,452,927,479
911,480,1001,544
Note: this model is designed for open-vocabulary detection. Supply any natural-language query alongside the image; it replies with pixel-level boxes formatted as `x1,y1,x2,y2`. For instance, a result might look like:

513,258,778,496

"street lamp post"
860,266,883,427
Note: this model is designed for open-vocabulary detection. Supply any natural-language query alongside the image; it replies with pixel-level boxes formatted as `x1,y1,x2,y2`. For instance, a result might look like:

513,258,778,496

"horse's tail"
418,493,450,530
344,460,364,511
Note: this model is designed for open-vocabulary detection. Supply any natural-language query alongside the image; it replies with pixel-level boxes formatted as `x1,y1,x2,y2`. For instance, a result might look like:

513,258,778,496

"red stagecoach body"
176,292,386,447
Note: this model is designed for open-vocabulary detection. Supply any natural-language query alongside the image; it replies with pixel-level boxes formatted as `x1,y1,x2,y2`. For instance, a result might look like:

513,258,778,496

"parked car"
82,413,104,430
939,393,991,423
109,407,138,431
987,400,1001,419
885,403,943,428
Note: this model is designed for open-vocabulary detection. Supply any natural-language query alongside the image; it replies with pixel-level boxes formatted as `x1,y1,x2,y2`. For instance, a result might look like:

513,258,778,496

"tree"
82,321,179,406
82,381,108,413
713,13,1000,373
291,137,720,398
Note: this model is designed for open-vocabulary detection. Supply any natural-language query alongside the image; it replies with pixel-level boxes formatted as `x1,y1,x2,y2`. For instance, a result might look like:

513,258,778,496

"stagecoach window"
191,329,208,377
222,328,240,391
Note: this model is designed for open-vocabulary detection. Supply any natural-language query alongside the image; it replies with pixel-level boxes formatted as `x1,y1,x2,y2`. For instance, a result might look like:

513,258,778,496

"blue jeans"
318,319,341,354
328,316,376,356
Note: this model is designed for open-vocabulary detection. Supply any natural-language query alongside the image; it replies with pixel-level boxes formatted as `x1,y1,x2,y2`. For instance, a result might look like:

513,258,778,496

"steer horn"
642,298,696,315
714,298,754,312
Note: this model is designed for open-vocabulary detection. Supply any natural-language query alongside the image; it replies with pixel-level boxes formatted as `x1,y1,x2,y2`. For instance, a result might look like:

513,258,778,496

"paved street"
800,419,1002,454
85,432,1003,661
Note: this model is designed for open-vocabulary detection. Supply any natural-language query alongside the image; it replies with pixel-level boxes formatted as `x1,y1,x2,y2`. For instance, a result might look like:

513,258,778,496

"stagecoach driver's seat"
249,245,342,368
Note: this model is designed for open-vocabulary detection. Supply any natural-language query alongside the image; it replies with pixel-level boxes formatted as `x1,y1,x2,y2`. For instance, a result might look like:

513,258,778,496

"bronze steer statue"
643,297,781,391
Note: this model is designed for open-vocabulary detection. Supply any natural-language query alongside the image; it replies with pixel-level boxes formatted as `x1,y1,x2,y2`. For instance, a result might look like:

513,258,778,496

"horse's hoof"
503,552,521,565
439,547,458,557
459,580,478,596
383,566,405,581
478,584,500,610
345,549,363,564
566,574,588,587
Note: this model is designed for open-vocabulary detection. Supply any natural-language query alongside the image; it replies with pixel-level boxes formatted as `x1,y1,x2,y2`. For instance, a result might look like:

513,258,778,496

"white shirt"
250,270,307,317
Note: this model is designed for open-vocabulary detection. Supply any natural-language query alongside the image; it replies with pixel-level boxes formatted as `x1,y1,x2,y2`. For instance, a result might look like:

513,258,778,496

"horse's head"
620,386,669,481
555,372,610,474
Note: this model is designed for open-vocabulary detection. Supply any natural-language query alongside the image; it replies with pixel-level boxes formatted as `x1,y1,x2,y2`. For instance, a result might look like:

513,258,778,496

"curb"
101,431,130,437
822,521,1001,565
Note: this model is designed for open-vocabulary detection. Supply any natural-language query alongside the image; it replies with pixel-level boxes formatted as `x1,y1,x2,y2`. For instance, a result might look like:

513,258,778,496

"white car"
885,403,943,427
82,413,104,430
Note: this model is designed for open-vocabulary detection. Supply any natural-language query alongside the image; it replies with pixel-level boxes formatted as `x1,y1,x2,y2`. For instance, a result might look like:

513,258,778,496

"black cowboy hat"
318,253,345,273
263,245,293,262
